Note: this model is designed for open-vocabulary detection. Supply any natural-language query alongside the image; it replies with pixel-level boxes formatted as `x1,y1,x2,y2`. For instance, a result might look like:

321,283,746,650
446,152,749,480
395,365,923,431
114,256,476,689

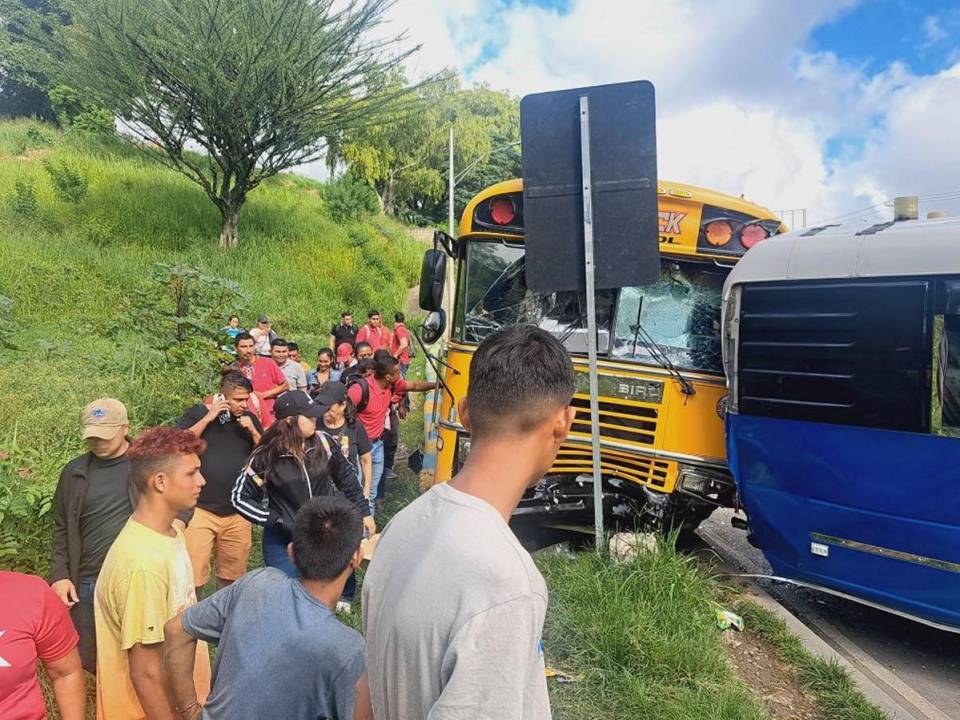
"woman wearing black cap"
231,392,375,578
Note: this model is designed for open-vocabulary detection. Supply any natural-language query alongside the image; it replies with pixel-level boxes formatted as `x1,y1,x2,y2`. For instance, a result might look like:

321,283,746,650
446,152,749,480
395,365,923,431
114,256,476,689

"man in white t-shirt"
362,325,576,720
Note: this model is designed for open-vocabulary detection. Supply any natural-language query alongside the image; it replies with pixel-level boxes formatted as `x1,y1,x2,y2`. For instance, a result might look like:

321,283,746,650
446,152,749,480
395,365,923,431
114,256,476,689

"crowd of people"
1,322,576,720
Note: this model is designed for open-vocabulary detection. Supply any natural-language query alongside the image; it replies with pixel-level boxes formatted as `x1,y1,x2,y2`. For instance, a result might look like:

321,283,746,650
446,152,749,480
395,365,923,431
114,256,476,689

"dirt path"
723,629,824,720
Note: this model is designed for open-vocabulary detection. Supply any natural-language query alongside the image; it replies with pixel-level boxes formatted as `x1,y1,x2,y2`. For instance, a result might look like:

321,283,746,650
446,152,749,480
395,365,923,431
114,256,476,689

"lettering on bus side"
575,372,665,404
658,211,686,234
658,210,687,245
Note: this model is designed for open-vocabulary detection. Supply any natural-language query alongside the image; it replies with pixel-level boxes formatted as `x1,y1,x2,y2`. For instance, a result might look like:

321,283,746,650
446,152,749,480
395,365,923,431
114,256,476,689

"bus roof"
724,215,960,289
459,177,782,238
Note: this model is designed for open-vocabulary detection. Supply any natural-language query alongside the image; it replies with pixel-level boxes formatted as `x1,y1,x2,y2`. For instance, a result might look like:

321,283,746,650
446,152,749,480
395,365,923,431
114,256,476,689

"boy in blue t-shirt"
163,497,371,720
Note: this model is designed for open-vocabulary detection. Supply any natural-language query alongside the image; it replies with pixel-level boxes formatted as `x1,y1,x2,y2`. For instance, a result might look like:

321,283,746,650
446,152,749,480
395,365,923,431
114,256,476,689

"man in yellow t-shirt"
94,427,212,720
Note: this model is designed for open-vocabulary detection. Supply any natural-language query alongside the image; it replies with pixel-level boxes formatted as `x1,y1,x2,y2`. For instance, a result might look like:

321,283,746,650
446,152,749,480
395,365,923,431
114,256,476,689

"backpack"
406,327,417,358
346,376,370,412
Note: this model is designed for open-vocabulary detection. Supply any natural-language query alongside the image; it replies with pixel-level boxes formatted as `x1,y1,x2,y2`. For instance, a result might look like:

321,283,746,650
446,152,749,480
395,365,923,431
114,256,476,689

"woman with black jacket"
232,392,375,577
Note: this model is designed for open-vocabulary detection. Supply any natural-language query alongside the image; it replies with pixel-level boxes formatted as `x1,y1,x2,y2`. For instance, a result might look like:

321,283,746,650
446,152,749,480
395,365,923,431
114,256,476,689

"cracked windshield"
462,241,725,372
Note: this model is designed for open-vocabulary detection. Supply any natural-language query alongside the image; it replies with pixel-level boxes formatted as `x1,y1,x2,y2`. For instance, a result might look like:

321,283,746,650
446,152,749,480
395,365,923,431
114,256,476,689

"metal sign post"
579,96,605,552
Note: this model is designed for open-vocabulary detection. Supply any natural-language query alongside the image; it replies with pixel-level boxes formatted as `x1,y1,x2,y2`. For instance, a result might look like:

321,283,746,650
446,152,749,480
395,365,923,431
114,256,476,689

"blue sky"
810,0,960,76
367,0,960,224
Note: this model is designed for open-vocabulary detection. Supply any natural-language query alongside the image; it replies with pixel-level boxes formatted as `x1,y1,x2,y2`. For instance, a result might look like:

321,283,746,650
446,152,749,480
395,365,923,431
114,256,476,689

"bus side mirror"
419,249,447,312
420,310,446,344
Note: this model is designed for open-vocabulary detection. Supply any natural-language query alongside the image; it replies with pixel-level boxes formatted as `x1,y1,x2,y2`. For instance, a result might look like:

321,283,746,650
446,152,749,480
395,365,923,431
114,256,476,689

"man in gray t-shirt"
272,337,309,394
164,497,372,720
363,325,577,720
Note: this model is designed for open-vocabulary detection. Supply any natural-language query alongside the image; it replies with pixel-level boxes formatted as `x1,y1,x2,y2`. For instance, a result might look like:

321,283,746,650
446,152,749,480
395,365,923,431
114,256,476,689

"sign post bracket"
579,95,605,552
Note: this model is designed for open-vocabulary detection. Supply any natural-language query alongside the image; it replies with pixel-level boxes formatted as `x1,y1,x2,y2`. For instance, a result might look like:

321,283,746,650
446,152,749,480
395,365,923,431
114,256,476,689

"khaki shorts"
184,508,252,587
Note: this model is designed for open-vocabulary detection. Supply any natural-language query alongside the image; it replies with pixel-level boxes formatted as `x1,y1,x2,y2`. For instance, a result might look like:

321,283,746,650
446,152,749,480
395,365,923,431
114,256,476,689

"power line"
917,189,960,201
817,201,891,226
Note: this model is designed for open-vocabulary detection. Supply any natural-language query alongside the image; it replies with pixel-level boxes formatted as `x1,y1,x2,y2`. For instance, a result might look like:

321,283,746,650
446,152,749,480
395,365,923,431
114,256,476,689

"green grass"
734,600,888,720
540,543,764,720
0,118,422,574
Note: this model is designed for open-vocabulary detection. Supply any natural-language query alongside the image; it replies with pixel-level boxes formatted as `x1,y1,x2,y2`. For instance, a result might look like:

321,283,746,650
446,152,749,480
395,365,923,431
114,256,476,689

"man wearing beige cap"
49,398,192,674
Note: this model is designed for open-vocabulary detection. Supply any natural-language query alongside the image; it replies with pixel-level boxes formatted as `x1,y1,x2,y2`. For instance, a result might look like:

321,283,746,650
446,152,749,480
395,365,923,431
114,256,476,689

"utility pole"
448,127,455,236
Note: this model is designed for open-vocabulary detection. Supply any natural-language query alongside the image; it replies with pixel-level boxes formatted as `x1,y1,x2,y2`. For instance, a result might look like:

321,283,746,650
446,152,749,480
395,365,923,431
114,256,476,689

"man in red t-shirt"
0,572,85,720
356,309,390,352
347,353,436,514
390,312,412,374
232,332,288,427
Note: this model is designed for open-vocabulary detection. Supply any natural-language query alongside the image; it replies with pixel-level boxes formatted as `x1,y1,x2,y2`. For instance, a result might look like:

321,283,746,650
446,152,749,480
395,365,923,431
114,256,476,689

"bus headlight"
679,469,712,495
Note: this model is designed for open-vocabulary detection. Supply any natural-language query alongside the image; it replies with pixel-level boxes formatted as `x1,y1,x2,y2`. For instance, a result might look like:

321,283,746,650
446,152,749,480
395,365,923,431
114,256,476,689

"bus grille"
550,444,673,490
568,396,659,446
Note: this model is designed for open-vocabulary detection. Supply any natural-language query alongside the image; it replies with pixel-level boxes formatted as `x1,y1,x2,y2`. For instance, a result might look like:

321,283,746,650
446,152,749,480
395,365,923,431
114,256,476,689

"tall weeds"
541,544,764,720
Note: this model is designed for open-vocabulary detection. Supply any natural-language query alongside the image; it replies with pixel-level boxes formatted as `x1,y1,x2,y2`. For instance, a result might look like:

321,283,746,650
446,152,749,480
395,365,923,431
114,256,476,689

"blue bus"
722,214,960,630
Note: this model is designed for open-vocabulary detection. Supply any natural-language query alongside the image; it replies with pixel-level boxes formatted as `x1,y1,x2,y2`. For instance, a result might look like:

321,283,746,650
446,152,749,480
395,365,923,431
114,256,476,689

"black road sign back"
520,81,659,292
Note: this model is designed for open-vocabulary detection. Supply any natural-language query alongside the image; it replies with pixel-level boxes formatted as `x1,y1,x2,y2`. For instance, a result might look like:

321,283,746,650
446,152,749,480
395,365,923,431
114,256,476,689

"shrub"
0,295,15,348
25,127,50,146
122,263,247,393
11,181,38,217
44,159,90,204
79,210,121,247
48,84,114,136
325,174,380,222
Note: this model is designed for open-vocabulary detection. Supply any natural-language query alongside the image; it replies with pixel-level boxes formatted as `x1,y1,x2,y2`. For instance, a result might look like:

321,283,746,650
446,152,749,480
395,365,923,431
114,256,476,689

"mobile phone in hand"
214,393,231,424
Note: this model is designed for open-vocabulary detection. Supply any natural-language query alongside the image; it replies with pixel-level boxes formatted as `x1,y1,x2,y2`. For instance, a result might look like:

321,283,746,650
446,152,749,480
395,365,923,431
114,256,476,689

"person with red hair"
94,427,212,720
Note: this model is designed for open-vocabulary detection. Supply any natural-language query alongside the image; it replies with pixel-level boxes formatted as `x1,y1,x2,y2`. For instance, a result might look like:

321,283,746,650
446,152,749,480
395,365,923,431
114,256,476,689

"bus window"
461,240,614,353
737,280,931,432
933,281,960,436
612,262,726,373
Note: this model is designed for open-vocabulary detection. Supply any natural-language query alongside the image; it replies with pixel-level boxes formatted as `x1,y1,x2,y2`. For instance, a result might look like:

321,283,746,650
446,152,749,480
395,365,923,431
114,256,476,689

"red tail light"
489,196,516,225
739,223,769,249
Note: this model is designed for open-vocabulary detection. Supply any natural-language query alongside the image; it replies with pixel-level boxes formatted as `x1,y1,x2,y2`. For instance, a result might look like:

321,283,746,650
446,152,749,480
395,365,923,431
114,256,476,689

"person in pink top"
232,332,288,428
356,309,389,351
0,572,85,720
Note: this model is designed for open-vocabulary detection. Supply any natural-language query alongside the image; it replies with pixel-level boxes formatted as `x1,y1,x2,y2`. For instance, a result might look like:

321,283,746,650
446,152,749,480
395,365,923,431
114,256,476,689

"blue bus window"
935,281,960,434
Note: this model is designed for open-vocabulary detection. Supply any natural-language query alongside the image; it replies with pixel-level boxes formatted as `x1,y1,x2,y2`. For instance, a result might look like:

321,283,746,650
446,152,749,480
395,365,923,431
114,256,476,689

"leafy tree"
327,71,521,226
0,0,70,121
52,0,420,248
47,83,113,133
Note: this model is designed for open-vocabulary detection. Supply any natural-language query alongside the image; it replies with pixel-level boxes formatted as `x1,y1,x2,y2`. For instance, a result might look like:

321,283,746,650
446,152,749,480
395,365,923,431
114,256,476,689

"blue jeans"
369,438,384,515
262,525,298,578
342,571,357,602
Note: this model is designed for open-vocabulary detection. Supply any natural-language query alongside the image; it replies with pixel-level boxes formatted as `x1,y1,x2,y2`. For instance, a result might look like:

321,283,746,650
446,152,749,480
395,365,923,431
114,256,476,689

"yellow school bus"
424,178,786,536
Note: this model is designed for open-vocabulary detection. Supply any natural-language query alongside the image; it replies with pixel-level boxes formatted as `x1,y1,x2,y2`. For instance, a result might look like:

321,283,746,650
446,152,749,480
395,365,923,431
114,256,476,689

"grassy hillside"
0,119,421,571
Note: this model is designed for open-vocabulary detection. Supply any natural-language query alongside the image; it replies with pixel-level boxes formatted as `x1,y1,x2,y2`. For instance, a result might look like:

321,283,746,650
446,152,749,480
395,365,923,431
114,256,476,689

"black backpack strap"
347,376,370,412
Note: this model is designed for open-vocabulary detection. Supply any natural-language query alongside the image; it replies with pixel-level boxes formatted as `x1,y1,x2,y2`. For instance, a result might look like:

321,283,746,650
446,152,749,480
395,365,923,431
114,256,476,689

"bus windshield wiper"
630,297,696,397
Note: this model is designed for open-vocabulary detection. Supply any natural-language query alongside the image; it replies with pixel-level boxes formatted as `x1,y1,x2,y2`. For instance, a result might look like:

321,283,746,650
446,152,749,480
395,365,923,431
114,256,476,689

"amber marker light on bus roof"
489,195,516,225
704,219,734,246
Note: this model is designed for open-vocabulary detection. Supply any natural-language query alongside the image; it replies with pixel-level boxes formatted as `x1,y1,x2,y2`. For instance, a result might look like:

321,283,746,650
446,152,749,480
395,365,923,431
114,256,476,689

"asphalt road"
698,509,960,720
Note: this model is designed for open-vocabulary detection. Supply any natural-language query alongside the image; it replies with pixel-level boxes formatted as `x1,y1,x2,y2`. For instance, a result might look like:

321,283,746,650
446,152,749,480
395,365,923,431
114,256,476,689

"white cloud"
830,62,960,221
657,102,832,220
310,0,960,225
923,15,948,46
